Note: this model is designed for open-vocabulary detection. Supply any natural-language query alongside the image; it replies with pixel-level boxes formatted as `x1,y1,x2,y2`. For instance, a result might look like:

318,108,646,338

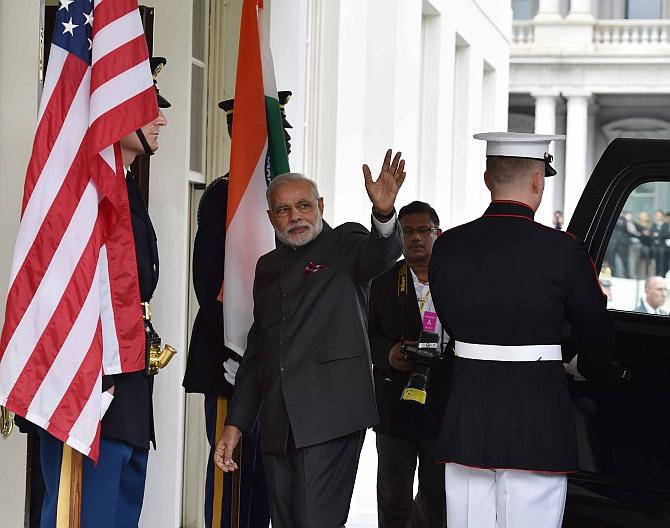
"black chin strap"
135,129,155,157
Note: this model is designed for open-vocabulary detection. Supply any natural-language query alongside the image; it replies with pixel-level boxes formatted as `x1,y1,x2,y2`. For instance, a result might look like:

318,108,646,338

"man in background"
637,276,668,315
369,200,449,528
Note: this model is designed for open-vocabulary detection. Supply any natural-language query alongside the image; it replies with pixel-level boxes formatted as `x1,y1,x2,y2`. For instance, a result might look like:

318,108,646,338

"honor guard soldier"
38,57,173,528
182,91,293,528
429,132,614,528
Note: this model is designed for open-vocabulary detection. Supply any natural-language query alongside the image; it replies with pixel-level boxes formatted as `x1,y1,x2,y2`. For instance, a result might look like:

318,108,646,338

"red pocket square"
304,261,327,274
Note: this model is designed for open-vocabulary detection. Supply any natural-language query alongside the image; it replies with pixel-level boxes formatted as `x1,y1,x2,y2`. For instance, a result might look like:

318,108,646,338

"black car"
563,138,670,527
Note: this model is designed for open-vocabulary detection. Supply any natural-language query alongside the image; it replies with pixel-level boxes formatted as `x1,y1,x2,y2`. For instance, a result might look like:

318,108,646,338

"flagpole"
56,445,83,528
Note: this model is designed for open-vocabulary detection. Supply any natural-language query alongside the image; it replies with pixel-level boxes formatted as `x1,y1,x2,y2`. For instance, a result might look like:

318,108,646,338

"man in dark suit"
182,92,292,528
636,275,668,314
369,200,449,528
38,57,170,527
429,132,614,528
214,150,406,528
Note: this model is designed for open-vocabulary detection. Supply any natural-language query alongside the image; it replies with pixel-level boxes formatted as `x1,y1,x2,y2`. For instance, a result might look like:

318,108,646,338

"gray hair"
266,172,320,207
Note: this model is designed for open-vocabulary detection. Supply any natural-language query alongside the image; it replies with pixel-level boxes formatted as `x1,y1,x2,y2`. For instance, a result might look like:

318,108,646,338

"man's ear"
531,168,543,194
318,197,324,215
266,209,273,224
484,172,492,192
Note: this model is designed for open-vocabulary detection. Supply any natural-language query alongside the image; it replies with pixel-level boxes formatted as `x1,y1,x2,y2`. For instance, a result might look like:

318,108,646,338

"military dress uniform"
182,175,270,528
428,133,614,528
38,56,170,528
39,173,159,528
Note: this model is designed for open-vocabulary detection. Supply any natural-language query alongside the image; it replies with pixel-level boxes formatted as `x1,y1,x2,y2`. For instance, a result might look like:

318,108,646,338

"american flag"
0,0,157,461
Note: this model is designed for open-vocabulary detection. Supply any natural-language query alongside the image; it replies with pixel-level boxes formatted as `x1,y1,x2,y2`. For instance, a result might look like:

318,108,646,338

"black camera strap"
397,263,446,358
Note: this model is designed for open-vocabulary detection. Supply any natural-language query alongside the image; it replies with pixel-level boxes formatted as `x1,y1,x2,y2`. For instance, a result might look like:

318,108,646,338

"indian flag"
224,0,289,355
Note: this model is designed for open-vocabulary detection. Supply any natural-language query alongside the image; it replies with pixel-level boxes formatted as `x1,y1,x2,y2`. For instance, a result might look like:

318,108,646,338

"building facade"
510,0,670,226
0,1,510,526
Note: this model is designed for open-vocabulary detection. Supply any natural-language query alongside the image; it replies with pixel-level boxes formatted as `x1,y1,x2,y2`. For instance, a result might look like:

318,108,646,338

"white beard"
275,214,324,248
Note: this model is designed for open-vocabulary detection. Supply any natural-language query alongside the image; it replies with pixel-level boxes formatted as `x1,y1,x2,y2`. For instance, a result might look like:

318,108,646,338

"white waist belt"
454,341,562,362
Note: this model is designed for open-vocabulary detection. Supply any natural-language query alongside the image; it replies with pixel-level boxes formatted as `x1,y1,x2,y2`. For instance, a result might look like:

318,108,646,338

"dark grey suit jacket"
226,220,402,452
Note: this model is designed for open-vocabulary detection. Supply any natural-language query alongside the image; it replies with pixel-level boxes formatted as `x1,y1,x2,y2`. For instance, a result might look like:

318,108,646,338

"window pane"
513,0,537,20
192,0,206,62
626,0,662,19
190,63,204,173
601,181,670,314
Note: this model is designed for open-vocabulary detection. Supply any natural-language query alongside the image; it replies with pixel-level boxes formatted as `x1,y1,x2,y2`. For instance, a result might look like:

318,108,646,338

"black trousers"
261,430,365,528
376,432,447,528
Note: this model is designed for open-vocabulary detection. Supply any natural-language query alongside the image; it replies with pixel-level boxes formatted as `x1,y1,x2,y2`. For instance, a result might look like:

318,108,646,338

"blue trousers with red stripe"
204,394,270,528
38,429,148,528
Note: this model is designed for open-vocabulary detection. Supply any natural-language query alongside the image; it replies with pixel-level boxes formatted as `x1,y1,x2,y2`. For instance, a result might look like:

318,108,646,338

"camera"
400,330,441,406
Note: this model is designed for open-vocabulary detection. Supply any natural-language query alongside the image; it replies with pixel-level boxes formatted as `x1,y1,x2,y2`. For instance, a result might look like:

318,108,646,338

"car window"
600,181,670,315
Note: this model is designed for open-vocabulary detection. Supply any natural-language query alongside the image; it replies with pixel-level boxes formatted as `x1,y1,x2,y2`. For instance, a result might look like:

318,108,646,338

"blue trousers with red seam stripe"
204,394,270,528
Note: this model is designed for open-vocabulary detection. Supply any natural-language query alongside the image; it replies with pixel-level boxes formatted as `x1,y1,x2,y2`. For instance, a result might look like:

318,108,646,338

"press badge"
422,311,438,332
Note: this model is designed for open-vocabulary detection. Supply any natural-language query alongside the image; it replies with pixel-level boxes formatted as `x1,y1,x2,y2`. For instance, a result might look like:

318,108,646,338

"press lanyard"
417,286,431,314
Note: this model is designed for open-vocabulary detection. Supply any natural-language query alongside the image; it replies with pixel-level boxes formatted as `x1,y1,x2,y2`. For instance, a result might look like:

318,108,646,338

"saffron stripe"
226,0,267,225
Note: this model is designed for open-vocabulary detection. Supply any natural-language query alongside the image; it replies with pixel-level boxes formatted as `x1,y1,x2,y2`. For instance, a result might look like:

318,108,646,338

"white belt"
454,341,562,362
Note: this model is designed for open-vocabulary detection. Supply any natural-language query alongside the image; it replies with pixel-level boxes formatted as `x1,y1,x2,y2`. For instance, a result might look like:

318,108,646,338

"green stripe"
265,95,290,179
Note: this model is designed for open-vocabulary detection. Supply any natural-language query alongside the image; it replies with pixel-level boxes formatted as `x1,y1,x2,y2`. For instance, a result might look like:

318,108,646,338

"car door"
563,138,670,528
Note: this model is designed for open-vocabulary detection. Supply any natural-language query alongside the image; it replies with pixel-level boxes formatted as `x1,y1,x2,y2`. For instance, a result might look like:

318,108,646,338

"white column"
568,0,593,19
535,0,561,20
533,92,559,226
563,92,592,226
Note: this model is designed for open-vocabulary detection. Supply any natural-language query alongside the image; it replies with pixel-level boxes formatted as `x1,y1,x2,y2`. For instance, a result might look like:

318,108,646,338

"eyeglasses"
401,226,439,237
270,199,319,218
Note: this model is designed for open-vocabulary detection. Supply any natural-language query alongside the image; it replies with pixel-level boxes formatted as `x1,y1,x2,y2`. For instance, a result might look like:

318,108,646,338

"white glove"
101,389,115,418
223,357,240,386
564,355,587,382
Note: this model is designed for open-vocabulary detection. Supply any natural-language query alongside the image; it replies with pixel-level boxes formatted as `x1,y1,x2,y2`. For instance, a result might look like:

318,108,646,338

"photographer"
369,201,450,528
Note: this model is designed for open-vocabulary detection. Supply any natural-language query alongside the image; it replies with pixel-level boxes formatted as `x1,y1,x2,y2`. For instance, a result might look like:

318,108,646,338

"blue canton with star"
52,0,94,65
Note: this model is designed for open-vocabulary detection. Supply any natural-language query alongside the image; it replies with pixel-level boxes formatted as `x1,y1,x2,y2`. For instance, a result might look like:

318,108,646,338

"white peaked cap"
474,132,565,159
474,132,566,176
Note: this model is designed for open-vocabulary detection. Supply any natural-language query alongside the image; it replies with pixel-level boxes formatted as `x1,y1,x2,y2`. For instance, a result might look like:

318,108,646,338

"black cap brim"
157,93,171,109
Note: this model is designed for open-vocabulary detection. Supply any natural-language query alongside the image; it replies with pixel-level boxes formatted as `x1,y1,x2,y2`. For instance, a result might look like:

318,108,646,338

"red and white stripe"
0,0,157,461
